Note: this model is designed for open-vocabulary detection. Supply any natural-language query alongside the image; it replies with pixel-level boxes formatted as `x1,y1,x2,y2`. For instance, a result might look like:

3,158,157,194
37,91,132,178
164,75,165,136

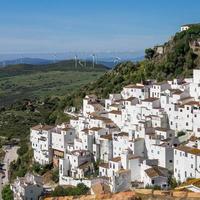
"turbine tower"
92,54,95,68
74,55,78,68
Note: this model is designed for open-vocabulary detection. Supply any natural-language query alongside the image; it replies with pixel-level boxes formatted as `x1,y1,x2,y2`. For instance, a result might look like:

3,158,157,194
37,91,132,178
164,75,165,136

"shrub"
177,131,186,137
2,185,13,200
52,183,89,197
52,168,59,183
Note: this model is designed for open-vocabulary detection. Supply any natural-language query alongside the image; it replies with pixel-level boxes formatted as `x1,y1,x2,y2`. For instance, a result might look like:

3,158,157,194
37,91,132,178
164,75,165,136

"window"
186,122,188,126
180,109,182,112
187,107,189,110
151,180,155,184
191,164,193,169
185,171,187,178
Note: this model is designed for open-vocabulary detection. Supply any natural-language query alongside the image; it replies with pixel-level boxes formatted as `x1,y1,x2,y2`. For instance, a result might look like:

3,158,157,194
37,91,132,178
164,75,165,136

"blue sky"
0,0,199,54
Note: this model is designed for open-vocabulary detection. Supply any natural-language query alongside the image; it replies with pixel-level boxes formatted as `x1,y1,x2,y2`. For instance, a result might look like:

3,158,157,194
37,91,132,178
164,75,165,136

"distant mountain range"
0,58,54,67
0,55,144,69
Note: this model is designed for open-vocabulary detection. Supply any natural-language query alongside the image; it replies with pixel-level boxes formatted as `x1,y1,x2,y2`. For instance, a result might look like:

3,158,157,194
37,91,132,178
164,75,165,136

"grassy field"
0,70,104,106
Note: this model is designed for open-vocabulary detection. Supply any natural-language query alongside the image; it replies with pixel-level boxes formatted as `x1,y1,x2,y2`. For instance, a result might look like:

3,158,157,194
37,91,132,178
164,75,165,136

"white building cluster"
30,69,200,193
11,173,43,200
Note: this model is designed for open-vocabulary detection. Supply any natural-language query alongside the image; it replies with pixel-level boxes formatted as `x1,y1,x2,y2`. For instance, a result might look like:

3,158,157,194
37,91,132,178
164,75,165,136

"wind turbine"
91,54,95,68
78,60,84,67
74,55,78,68
113,57,121,65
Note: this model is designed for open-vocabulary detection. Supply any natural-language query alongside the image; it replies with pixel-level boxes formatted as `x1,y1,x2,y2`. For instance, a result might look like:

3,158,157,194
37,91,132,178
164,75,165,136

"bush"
17,142,29,156
145,184,161,190
52,183,89,197
32,162,53,175
2,185,13,200
177,131,186,137
168,176,178,189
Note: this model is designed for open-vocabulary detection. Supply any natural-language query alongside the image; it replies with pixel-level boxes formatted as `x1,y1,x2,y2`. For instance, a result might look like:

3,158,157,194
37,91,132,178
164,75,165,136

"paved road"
1,145,19,185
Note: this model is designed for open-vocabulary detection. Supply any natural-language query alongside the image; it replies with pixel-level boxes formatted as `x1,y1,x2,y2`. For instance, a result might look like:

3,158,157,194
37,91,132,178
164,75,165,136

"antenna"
74,55,78,68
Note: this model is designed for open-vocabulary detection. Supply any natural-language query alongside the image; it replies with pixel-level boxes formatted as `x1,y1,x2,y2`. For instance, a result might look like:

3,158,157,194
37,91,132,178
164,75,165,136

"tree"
2,185,13,200
17,142,29,156
76,183,89,195
52,185,67,196
168,176,178,189
52,168,59,183
145,48,155,60
52,184,89,197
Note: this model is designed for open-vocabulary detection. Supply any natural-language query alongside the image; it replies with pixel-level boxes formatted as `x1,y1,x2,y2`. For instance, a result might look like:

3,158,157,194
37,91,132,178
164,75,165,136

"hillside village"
18,67,200,198
3,23,200,199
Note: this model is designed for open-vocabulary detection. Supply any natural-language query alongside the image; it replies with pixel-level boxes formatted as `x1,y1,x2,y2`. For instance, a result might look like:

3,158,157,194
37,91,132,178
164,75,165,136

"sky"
0,0,200,55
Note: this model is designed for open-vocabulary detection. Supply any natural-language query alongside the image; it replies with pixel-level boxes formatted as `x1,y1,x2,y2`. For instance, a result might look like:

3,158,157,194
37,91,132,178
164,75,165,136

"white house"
30,124,54,165
51,126,76,166
121,84,149,100
150,82,171,98
174,146,200,182
59,150,94,186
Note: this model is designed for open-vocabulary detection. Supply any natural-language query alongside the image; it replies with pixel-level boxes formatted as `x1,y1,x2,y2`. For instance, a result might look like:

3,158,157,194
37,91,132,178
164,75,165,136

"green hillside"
60,25,200,110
